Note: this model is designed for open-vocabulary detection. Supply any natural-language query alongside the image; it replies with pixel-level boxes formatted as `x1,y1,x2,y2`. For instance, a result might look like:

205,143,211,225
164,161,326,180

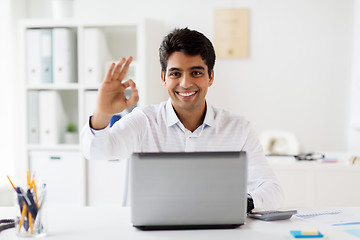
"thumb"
125,80,139,108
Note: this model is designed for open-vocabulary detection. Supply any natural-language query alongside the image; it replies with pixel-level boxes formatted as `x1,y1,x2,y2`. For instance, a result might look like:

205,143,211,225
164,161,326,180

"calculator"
248,210,298,221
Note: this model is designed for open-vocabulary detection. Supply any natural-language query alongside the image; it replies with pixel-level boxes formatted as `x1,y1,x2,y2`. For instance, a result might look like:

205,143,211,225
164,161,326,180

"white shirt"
81,99,284,210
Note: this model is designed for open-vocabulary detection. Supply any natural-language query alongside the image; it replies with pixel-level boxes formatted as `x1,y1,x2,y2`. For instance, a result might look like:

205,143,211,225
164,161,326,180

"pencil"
31,180,39,209
29,212,33,234
6,176,16,191
18,203,27,232
27,171,31,189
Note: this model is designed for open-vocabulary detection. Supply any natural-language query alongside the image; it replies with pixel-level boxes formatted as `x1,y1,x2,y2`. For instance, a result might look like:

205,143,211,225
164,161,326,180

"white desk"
1,206,359,240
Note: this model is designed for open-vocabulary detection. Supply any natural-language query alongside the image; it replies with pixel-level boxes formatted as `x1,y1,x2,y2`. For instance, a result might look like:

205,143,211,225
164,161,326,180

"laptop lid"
130,151,248,230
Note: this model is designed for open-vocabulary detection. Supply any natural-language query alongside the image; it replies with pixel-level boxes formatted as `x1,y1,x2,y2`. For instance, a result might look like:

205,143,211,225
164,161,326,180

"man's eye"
192,71,203,77
169,72,180,77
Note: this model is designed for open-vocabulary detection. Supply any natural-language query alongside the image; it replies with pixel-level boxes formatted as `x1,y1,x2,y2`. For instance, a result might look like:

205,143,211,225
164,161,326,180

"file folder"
38,90,68,144
27,91,39,144
83,28,110,85
53,28,77,84
26,29,41,84
40,29,53,84
84,90,98,121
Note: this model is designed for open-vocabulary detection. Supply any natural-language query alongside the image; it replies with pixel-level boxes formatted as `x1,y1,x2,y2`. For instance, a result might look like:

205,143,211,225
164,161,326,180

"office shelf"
18,18,166,206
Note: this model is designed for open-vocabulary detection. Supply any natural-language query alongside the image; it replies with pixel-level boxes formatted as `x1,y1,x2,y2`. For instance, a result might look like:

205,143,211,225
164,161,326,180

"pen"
37,186,47,209
27,189,38,219
332,222,360,226
19,188,37,219
7,176,26,215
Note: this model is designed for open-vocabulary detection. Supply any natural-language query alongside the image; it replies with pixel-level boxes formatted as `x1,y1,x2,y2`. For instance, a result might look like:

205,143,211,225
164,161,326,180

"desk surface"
1,206,359,240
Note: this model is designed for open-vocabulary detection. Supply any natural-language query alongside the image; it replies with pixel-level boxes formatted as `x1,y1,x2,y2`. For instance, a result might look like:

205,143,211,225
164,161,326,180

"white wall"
0,0,26,204
0,0,14,186
0,0,27,186
349,0,360,151
26,0,354,152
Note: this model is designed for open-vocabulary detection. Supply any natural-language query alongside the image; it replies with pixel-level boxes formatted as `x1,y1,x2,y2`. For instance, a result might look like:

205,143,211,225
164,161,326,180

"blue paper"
344,229,360,238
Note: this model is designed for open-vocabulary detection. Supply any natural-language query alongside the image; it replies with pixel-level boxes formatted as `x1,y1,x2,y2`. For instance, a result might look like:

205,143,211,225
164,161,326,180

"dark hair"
159,28,216,78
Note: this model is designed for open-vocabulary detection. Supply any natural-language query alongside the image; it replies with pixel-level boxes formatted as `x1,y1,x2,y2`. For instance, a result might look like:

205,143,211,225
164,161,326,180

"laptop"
130,151,248,230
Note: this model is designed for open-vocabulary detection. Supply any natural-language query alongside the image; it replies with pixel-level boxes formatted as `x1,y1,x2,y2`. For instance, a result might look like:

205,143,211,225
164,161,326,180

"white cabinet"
270,157,360,207
29,150,85,206
87,159,128,206
18,19,166,205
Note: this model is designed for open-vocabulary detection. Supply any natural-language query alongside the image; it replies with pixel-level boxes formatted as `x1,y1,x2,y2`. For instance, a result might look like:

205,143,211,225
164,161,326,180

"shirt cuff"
89,116,110,136
248,191,261,210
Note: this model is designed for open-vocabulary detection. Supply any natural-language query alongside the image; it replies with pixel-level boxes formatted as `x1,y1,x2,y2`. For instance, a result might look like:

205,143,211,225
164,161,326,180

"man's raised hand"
91,56,139,129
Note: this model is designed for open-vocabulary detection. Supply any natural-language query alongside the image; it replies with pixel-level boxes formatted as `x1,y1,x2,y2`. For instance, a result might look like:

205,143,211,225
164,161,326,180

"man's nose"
179,74,192,88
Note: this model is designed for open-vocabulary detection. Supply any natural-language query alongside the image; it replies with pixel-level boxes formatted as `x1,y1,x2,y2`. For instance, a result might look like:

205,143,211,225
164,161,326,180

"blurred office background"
0,0,359,206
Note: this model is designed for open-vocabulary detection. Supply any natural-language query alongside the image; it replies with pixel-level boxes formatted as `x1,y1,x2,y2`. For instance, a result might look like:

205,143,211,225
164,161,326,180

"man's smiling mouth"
177,91,197,97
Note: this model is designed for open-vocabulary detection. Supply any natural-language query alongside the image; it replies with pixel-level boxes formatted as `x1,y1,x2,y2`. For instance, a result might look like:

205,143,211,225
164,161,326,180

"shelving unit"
17,19,167,206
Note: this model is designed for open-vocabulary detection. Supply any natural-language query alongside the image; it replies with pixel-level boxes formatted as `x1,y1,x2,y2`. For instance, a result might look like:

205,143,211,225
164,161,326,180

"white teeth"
178,92,196,97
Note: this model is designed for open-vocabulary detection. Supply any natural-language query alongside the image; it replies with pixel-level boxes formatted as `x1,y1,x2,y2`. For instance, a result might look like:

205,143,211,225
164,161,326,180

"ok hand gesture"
91,57,139,129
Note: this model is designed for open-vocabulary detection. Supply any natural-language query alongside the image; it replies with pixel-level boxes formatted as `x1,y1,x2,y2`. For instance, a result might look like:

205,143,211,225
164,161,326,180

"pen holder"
15,191,47,237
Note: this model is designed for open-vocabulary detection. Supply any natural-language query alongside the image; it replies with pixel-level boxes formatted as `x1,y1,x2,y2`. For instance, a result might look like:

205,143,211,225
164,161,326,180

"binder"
84,90,98,121
53,28,77,84
83,28,110,85
39,90,68,144
27,91,39,144
40,29,53,84
26,29,41,84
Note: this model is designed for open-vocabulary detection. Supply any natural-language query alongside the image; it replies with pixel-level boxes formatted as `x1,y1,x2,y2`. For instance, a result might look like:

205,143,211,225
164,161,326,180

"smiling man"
161,51,213,132
81,28,284,211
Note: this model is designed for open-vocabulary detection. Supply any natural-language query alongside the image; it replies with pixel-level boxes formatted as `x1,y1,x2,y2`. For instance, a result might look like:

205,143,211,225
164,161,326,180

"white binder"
53,28,77,84
84,90,98,121
26,29,41,84
40,29,53,84
27,91,39,144
83,28,110,85
39,90,68,144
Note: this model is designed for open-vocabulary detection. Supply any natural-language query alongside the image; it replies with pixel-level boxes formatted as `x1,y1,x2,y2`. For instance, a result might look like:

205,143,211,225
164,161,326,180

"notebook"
130,151,248,230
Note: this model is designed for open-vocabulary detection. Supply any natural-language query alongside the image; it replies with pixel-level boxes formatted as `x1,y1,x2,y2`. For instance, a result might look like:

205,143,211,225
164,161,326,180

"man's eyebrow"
168,67,182,72
167,66,205,72
189,66,205,71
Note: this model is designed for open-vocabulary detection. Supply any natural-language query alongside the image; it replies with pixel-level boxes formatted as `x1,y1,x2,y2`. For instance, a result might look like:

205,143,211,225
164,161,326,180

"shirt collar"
203,102,215,127
166,99,180,127
165,98,215,128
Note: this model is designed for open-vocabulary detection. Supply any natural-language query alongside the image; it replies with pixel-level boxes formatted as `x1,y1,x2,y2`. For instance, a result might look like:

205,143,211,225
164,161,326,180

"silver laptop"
130,151,248,230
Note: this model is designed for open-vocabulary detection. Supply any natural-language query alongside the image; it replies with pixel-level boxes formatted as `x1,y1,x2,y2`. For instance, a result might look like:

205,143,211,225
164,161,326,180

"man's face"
161,52,214,114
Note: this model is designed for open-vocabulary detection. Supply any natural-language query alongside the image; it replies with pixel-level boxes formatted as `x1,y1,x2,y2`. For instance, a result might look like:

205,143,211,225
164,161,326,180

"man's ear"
208,70,214,87
161,71,166,86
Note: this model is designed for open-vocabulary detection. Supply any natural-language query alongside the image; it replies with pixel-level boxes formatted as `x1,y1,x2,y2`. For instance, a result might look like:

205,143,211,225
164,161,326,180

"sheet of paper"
296,209,360,228
344,229,360,238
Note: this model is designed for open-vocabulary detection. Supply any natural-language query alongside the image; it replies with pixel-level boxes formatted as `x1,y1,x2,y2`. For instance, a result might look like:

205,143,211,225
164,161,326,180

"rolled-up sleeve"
80,110,147,161
244,126,284,210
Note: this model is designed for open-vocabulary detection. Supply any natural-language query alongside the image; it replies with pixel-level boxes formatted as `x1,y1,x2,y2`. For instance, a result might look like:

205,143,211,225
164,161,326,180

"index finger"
104,62,116,83
117,56,133,81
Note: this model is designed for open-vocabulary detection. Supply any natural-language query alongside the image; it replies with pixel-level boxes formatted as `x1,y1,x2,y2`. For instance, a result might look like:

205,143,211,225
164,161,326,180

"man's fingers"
104,62,116,83
122,79,139,107
121,79,133,88
118,56,133,81
126,83,139,107
112,57,126,80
